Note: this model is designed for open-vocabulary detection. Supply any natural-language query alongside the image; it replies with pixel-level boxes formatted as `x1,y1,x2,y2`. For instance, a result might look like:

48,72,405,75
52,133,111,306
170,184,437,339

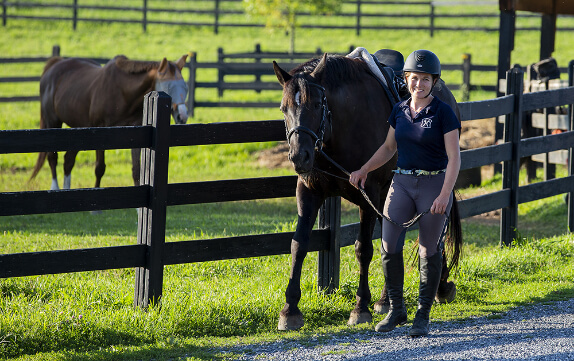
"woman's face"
406,72,435,99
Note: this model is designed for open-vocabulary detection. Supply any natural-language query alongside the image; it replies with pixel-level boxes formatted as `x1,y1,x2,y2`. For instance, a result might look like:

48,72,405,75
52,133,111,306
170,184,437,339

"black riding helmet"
404,50,440,98
403,49,441,77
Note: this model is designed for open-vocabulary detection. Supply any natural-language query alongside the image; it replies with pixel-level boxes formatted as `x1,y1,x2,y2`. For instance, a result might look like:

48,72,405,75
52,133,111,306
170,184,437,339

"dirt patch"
257,141,291,170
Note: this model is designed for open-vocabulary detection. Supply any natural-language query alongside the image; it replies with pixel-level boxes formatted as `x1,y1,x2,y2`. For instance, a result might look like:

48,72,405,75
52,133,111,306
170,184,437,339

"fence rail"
0,45,510,113
1,65,574,307
2,0,573,36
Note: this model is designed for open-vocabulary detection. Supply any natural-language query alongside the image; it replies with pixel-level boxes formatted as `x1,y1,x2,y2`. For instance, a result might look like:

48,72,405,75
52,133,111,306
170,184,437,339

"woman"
349,49,460,337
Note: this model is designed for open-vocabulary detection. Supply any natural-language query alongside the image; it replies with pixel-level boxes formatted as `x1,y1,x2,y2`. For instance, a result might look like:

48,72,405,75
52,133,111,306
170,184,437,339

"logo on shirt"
420,118,432,128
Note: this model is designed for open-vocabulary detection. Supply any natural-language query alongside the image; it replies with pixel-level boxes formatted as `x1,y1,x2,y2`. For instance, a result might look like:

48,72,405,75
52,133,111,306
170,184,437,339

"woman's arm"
349,126,397,189
430,128,461,215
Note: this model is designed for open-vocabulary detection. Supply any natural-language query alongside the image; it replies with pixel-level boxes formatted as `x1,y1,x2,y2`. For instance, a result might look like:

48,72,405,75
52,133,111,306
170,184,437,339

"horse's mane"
283,55,369,108
112,55,160,74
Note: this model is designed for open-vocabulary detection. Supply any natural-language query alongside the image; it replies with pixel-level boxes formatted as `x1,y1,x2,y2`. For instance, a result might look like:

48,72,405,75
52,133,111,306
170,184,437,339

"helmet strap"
424,78,438,98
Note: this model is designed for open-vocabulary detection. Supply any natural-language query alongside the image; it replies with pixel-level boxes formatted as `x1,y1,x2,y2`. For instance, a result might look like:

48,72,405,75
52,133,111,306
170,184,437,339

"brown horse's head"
273,54,331,175
154,55,189,124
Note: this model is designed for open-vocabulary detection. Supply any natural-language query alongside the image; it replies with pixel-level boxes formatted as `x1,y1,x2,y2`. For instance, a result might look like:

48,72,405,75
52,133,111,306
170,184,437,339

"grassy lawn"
1,3,574,359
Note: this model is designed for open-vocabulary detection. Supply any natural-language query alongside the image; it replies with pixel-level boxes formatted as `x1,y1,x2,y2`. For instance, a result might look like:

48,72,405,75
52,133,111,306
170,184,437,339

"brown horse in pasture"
30,54,189,189
273,52,463,330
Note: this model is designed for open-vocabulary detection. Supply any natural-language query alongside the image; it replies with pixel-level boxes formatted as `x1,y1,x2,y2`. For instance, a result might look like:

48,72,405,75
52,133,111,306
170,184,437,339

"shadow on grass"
0,199,299,238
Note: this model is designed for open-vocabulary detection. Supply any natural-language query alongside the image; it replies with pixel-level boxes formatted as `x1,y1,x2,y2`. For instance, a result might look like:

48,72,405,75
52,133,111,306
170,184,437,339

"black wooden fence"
1,68,574,307
0,44,503,113
2,0,572,36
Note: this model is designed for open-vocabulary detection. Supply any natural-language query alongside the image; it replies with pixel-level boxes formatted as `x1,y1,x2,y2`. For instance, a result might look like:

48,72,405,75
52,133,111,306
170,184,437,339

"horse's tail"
444,193,463,272
29,114,49,182
30,57,63,182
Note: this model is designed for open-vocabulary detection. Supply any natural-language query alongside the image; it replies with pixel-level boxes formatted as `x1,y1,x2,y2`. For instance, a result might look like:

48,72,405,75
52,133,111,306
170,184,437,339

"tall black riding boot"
409,251,442,337
375,249,407,332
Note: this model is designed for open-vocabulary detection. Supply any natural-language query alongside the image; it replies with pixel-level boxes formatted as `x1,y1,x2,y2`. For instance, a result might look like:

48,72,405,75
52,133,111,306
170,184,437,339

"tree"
243,0,341,54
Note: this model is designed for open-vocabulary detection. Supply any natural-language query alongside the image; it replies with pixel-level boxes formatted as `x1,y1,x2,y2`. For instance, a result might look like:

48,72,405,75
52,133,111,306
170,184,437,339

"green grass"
2,5,574,360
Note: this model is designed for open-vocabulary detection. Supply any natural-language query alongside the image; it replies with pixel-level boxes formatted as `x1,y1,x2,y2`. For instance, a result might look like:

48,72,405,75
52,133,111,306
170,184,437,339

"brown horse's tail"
29,115,48,182
30,57,64,182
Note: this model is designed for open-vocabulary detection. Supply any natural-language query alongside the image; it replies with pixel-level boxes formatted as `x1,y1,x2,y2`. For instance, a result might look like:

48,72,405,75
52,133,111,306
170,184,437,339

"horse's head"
273,54,331,175
155,55,189,124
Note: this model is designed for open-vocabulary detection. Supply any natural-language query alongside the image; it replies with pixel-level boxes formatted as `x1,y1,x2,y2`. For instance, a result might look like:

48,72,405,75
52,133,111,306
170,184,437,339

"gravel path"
227,298,574,360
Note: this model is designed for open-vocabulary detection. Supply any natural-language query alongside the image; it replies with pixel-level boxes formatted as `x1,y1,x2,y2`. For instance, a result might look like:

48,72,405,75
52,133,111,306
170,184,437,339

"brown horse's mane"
283,55,369,109
112,55,160,74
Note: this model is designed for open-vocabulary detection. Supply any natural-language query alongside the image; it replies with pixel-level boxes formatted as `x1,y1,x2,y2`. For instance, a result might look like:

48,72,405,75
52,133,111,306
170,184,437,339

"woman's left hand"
430,193,450,215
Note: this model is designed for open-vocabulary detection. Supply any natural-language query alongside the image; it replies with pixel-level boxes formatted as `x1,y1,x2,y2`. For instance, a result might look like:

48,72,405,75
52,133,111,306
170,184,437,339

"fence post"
214,0,220,34
217,47,224,97
462,53,471,101
187,52,197,118
142,0,148,32
72,0,78,30
52,44,60,57
134,91,171,308
317,196,341,293
356,0,361,36
429,2,435,37
500,66,523,247
255,44,262,93
568,60,574,232
2,0,7,26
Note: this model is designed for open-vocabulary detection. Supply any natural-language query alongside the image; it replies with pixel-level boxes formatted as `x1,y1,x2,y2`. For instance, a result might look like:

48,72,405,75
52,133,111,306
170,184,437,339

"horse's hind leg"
94,150,106,188
63,150,79,189
348,207,377,326
47,151,59,190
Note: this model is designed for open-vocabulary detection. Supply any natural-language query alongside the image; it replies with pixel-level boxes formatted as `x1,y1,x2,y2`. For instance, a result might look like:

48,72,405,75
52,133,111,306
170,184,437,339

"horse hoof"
435,281,456,304
347,309,372,326
278,314,304,331
373,300,390,315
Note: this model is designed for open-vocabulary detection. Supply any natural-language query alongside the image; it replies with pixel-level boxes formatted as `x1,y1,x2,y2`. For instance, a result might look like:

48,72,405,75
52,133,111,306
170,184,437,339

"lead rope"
316,148,429,229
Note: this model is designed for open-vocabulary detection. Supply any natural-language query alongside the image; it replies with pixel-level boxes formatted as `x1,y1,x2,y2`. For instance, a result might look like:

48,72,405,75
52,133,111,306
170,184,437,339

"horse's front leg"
348,207,377,326
278,181,323,331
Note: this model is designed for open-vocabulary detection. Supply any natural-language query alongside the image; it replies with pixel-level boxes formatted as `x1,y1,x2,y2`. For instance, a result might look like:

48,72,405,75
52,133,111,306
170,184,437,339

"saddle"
346,47,409,106
371,49,410,102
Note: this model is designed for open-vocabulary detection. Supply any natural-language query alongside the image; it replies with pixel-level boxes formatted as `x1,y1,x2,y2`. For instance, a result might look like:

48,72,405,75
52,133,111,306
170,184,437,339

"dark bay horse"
273,53,463,330
30,54,189,189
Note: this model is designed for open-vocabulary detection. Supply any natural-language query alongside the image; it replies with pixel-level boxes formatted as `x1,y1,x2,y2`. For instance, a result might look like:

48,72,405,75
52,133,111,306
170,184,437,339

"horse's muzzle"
289,147,314,174
173,103,188,124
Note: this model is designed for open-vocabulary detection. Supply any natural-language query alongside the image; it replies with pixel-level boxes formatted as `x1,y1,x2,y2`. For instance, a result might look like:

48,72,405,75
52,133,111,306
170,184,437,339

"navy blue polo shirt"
388,96,460,171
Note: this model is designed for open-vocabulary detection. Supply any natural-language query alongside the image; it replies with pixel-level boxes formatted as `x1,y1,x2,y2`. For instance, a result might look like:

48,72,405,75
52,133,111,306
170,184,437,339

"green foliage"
243,0,341,52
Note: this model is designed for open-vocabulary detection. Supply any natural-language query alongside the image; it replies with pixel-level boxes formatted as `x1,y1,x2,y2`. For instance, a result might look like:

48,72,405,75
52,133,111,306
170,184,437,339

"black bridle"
284,82,331,151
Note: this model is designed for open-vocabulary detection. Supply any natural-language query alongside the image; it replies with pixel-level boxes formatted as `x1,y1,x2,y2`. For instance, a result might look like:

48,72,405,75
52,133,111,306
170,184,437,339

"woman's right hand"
349,168,368,189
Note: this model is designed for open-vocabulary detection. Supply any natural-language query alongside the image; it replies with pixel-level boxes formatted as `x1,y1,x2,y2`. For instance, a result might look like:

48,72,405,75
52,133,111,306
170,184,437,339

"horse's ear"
176,54,188,70
273,61,291,87
158,58,168,73
310,53,328,81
